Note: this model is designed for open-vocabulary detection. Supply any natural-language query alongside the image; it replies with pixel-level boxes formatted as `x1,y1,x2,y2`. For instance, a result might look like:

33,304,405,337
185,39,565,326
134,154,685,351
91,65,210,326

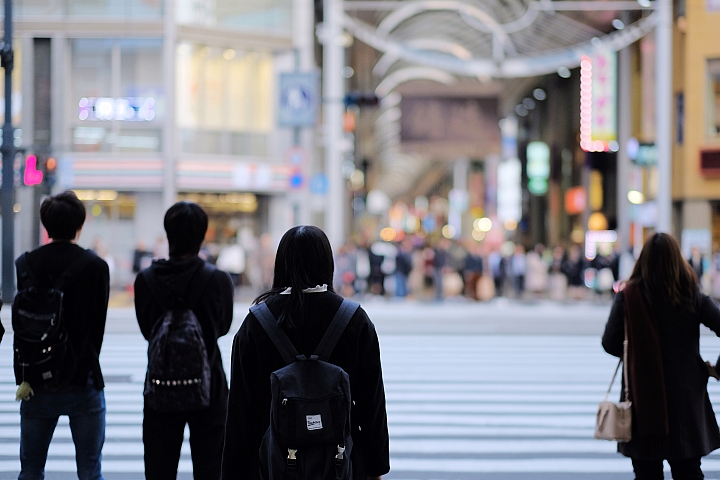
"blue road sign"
278,72,319,127
309,173,328,195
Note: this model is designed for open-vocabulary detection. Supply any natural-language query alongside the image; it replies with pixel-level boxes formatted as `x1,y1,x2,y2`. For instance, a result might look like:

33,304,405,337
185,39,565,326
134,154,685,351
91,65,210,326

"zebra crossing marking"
0,333,717,477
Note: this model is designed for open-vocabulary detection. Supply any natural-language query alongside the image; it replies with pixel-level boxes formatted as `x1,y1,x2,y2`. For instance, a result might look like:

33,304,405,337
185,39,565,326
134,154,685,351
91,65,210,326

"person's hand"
706,361,720,380
367,477,382,480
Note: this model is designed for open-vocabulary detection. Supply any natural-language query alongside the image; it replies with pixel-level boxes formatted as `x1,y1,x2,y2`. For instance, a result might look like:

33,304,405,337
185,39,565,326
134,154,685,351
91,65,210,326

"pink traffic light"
24,155,43,186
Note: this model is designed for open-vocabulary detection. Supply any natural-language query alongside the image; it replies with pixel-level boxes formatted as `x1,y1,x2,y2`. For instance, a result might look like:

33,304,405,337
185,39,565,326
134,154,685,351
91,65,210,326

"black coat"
221,291,390,479
134,256,234,407
17,243,110,392
602,291,720,460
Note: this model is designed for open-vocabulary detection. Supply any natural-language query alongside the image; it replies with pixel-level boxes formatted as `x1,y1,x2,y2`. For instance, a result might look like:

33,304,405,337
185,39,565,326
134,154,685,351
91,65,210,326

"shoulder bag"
594,321,632,442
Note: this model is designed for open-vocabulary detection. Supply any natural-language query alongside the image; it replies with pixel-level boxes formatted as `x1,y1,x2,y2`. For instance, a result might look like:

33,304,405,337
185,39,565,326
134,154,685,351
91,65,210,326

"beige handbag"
595,324,632,442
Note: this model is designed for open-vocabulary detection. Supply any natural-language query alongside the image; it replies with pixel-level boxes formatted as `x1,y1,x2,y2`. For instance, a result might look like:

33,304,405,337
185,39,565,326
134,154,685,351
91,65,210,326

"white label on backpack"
42,371,52,380
306,415,323,431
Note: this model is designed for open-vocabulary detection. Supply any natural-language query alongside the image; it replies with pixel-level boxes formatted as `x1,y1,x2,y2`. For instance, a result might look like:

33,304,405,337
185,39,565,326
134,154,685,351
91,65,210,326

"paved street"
1,300,720,479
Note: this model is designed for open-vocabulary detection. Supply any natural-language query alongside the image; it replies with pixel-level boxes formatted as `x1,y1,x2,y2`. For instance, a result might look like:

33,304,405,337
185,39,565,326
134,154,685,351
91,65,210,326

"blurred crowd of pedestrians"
333,237,720,303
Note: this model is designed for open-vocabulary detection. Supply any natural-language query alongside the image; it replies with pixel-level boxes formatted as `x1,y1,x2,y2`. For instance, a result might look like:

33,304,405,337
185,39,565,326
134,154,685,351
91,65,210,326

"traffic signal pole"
1,0,14,303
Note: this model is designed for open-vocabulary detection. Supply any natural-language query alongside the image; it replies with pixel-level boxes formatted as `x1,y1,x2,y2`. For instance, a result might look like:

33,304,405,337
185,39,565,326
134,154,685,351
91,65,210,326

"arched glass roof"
341,0,656,199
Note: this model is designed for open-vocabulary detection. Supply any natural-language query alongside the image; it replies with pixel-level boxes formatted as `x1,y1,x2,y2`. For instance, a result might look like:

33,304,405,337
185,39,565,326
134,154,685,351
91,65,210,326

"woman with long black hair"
221,226,389,480
602,233,720,479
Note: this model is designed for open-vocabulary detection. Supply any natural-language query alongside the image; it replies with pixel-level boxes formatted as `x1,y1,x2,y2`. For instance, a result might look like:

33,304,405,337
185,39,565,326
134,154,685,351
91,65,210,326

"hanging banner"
592,49,617,145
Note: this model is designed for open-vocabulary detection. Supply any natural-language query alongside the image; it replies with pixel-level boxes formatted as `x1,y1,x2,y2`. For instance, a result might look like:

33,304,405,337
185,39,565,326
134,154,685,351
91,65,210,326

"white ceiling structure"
340,0,656,198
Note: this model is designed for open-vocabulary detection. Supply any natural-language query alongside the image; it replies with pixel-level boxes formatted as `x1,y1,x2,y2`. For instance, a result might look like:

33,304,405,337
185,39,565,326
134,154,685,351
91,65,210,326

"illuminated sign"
23,155,43,186
580,49,618,152
585,230,617,260
79,97,156,122
526,141,550,195
497,158,522,222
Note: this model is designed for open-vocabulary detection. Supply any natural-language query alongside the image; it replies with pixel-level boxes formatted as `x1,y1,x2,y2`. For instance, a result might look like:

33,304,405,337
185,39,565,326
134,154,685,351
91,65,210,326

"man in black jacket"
17,191,110,480
134,201,233,480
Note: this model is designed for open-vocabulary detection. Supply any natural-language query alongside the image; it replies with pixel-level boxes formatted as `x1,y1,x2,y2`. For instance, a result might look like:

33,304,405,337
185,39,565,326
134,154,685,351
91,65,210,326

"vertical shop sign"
497,158,522,222
580,49,617,152
526,141,550,195
592,49,617,146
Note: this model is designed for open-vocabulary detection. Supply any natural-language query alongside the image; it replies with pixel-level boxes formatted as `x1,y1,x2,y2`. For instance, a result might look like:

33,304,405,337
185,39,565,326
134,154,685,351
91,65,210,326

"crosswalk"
1,332,720,479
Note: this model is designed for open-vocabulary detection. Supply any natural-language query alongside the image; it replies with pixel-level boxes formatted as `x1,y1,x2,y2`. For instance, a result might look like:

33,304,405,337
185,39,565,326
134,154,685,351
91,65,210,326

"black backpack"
142,263,214,412
12,250,97,389
250,299,360,480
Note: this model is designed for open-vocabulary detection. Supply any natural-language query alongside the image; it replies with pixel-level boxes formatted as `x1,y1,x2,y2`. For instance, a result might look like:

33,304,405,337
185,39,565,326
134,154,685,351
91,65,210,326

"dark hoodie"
18,242,109,392
134,256,234,407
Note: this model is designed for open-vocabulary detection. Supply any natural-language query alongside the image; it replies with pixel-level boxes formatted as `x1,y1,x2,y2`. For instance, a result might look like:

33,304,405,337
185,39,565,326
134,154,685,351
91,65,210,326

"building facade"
672,0,720,256
6,0,307,286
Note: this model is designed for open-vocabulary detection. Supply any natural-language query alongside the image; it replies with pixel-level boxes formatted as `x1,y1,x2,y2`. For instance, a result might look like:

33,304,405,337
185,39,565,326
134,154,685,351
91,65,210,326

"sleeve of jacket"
222,314,264,480
134,271,161,341
91,257,110,356
699,293,720,336
602,291,625,358
353,309,390,476
209,269,234,339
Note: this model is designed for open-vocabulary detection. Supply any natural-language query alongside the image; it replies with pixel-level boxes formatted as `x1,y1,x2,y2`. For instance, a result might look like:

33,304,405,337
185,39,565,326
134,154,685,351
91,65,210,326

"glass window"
709,58,720,138
176,42,272,156
71,39,113,101
71,39,163,152
176,0,291,36
16,0,163,19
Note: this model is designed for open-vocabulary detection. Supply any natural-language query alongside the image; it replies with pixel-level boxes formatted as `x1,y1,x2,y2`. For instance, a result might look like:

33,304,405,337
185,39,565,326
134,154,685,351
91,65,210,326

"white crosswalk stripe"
0,332,719,478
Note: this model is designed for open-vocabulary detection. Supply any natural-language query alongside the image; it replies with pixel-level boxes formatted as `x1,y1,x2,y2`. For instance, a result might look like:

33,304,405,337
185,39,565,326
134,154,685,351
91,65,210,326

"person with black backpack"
134,201,233,480
14,191,110,480
221,225,390,480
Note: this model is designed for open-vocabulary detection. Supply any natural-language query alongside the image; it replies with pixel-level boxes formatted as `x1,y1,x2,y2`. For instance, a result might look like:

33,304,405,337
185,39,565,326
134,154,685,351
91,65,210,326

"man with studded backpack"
135,201,233,480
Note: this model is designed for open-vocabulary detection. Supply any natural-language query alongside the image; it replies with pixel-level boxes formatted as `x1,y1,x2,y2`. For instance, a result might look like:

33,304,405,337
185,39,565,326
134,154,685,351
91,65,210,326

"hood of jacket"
149,255,205,297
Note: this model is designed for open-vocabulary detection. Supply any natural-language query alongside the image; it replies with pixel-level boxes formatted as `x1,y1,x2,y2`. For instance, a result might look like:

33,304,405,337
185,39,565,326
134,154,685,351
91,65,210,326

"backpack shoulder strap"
55,249,98,291
314,299,361,361
186,263,215,310
141,267,171,312
15,253,38,289
250,302,299,365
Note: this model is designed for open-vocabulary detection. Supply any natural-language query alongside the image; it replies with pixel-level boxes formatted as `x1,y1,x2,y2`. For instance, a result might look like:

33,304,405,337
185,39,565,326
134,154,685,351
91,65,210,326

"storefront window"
176,0,291,36
15,0,163,19
176,42,272,156
709,58,720,138
70,38,163,153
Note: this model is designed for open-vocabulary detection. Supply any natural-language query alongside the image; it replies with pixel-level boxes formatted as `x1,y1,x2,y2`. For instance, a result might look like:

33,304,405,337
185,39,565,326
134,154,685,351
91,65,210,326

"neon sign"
79,97,156,122
580,50,618,153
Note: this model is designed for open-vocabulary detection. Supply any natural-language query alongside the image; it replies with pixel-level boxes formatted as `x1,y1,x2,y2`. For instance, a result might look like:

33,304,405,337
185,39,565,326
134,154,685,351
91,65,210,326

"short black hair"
164,201,208,258
40,191,86,240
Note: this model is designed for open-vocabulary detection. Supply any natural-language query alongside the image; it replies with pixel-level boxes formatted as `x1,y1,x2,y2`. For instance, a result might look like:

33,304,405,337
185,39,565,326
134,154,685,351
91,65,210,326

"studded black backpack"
142,263,214,412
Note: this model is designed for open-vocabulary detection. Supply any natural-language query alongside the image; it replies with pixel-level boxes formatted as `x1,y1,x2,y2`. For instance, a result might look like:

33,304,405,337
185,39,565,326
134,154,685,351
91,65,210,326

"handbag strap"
622,318,630,403
603,320,630,403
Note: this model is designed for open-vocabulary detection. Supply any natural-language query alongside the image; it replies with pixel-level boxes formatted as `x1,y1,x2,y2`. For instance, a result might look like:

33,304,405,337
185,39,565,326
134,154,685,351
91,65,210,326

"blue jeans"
19,382,106,480
395,272,408,297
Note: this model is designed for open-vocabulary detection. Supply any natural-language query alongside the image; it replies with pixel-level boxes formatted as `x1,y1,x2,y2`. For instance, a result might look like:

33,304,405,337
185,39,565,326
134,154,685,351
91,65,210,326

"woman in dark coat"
602,233,720,480
221,226,390,480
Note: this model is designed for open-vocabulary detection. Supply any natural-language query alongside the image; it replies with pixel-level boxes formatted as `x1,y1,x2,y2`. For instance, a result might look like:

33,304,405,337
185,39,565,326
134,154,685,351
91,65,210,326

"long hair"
253,226,335,328
628,233,698,308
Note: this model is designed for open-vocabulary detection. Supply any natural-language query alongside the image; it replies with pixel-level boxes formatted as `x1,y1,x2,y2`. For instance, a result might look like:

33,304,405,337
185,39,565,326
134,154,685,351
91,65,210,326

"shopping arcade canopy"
343,0,656,85
339,0,658,199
